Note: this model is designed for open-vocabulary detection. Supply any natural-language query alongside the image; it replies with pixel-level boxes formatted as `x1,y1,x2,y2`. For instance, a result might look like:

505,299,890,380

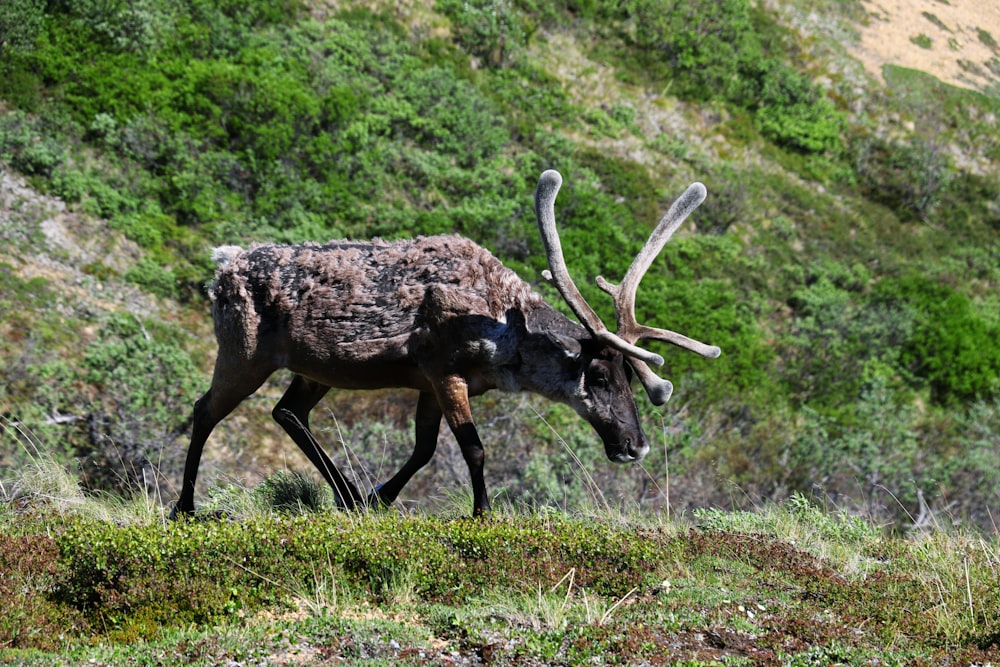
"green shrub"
254,471,331,514
628,0,762,102
124,256,178,297
852,135,951,221
390,66,509,167
621,0,843,155
783,264,911,411
752,62,844,154
0,534,83,650
436,0,527,68
54,518,278,637
27,313,203,493
875,275,1000,403
695,163,748,235
0,0,44,56
38,512,673,645
979,28,998,49
0,111,66,177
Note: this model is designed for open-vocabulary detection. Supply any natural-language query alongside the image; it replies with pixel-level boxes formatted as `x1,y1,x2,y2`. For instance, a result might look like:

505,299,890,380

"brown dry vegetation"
855,0,1000,92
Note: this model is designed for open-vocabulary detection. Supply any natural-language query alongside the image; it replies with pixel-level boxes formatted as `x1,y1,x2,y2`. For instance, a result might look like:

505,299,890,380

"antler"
534,169,721,405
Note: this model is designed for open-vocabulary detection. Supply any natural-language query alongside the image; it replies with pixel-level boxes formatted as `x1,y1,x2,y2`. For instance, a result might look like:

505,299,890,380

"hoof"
168,503,192,521
168,503,227,522
365,483,391,511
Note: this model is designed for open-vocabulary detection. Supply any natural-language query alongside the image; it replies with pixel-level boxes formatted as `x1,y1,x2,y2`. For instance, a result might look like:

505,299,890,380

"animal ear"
546,331,582,360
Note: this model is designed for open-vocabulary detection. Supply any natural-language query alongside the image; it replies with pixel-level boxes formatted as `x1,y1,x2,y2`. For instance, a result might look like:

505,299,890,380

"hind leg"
173,360,274,518
272,374,364,510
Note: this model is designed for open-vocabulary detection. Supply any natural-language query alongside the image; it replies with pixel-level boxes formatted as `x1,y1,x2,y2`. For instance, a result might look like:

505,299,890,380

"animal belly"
285,330,428,391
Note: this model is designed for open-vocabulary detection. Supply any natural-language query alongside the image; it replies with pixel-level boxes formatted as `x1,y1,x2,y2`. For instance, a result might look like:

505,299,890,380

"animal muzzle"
607,437,650,463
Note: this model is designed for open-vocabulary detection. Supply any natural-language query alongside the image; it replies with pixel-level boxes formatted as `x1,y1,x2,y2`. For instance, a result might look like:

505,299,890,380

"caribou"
171,170,719,518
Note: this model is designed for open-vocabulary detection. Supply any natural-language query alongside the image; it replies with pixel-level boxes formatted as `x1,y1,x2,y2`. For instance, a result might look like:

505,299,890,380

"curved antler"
534,170,664,367
534,170,721,405
596,182,722,359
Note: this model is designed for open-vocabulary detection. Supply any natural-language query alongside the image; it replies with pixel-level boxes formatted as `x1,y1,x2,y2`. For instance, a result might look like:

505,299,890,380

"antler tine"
534,171,602,335
617,182,707,301
596,182,721,360
534,170,665,367
629,357,674,406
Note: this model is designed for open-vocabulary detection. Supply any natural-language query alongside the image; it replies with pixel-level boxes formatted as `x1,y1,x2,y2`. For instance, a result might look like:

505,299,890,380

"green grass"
2,0,1000,581
1,467,999,665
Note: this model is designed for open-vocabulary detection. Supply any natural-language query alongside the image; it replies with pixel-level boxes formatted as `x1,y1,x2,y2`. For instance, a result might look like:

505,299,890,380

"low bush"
875,275,1000,404
852,135,951,221
436,0,527,69
752,62,844,154
25,313,203,495
0,533,85,650
36,510,672,642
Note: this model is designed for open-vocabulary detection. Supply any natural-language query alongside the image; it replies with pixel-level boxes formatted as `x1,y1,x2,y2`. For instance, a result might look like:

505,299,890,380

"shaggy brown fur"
209,235,542,379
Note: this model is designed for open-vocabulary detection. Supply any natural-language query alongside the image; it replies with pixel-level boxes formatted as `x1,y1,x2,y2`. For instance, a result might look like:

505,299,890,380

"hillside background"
1,0,998,530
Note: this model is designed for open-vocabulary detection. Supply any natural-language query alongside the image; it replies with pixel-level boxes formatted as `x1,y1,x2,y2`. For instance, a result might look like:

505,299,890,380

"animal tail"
210,245,244,268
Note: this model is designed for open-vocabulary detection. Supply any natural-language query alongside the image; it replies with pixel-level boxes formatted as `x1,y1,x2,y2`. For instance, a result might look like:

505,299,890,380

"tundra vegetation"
0,0,999,661
2,471,999,664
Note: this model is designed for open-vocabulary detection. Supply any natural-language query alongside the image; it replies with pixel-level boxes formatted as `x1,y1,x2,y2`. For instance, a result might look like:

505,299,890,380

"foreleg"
433,375,491,517
367,391,442,508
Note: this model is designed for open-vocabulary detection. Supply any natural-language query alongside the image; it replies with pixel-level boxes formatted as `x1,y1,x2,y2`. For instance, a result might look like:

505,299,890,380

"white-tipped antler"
534,169,721,405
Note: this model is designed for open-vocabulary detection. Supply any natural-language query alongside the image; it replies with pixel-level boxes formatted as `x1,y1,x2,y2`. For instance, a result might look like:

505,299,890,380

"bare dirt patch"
855,0,1000,92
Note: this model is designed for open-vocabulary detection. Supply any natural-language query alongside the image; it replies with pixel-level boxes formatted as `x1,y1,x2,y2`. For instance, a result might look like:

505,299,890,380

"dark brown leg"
172,363,272,518
368,391,442,508
272,374,363,510
434,375,491,517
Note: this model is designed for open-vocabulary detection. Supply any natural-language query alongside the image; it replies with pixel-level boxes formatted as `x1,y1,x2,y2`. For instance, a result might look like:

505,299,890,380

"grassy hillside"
0,0,998,532
1,476,998,664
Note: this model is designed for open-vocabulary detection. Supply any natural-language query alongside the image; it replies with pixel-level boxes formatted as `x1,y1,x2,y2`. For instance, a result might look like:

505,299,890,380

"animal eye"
590,367,610,389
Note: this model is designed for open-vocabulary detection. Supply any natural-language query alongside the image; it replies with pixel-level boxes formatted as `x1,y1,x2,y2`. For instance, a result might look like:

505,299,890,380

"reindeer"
171,170,719,518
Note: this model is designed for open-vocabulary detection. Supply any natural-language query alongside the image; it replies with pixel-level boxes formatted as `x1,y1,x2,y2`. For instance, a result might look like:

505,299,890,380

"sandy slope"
855,0,1000,92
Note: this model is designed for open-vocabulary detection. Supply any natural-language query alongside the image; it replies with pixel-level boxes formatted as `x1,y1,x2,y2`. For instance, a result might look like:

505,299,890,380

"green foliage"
253,470,331,514
0,111,67,178
2,497,999,663
783,263,902,410
752,62,844,154
0,0,43,55
920,11,949,32
38,512,670,641
54,518,276,636
693,492,881,546
979,27,998,49
0,534,82,650
436,0,527,68
875,275,1000,403
949,400,1000,528
620,0,844,154
852,134,951,221
576,150,660,224
628,0,763,102
389,66,509,167
21,8,517,252
124,256,178,298
27,313,203,493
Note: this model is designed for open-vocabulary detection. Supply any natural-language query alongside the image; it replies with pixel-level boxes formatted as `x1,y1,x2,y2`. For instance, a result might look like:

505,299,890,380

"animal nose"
610,438,644,463
628,438,649,461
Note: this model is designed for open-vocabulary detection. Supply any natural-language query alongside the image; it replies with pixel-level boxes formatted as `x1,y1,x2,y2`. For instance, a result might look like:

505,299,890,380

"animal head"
531,170,721,464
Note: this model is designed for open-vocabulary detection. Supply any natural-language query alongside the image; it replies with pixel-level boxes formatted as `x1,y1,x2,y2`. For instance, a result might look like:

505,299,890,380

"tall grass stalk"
532,408,611,515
